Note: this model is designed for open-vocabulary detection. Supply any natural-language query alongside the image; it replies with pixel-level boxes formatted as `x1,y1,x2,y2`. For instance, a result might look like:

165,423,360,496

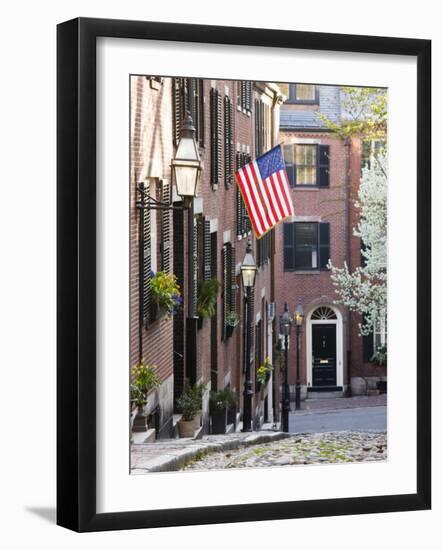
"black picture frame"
57,17,431,532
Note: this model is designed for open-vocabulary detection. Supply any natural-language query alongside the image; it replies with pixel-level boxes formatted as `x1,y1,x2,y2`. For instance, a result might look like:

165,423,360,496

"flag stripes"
234,146,295,239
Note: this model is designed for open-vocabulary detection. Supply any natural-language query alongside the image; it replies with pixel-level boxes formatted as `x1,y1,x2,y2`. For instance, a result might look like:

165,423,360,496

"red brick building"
276,83,387,400
130,76,284,439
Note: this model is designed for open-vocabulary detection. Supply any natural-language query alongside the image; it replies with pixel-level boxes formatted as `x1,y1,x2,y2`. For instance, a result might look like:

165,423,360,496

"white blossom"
328,151,387,335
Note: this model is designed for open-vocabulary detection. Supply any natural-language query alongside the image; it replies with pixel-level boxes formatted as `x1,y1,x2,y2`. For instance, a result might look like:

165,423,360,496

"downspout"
344,137,352,397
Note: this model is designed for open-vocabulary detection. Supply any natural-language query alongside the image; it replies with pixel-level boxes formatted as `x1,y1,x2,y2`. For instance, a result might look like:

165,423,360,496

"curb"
135,431,292,473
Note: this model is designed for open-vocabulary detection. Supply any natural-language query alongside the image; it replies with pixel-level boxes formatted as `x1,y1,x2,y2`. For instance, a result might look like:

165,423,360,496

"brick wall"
130,76,175,436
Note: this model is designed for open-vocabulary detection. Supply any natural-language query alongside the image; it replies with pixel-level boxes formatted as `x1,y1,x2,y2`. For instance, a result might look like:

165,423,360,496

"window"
296,145,317,185
254,99,271,158
283,222,330,271
288,84,318,103
373,316,387,350
238,81,252,113
173,78,205,147
361,139,385,171
363,314,387,362
257,230,272,267
283,144,330,187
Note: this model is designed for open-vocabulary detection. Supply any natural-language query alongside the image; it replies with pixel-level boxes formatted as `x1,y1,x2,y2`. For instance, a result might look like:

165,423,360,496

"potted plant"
225,310,240,337
150,271,182,318
176,382,201,438
197,278,220,328
210,388,235,434
131,361,160,432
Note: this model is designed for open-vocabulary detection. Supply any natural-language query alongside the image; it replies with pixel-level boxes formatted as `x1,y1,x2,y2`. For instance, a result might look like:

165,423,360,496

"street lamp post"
171,112,203,384
280,303,293,433
294,302,304,411
240,240,257,432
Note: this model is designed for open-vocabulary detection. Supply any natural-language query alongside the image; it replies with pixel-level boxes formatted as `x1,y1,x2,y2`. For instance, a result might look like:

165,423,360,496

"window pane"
305,145,316,165
294,249,312,269
296,223,317,246
296,166,317,185
296,85,316,100
296,145,316,166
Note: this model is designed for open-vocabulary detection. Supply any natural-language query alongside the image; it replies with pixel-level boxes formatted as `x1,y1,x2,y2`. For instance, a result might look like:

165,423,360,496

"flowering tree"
328,151,387,335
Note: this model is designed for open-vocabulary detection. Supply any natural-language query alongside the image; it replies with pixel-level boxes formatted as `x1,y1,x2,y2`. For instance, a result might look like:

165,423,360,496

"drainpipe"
344,137,352,397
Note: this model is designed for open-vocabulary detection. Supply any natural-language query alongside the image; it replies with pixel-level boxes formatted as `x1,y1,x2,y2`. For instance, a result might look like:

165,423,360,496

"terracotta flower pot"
177,419,196,438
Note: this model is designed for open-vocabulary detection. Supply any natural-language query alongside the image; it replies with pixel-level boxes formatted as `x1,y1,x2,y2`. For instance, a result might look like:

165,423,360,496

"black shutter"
193,216,198,316
210,88,222,187
319,222,330,269
283,222,295,271
255,99,262,157
245,81,252,112
224,96,233,188
318,145,330,187
141,182,152,325
249,286,255,360
230,245,237,319
221,245,228,341
236,151,242,236
173,78,184,145
284,144,296,187
203,218,212,281
160,180,171,272
198,79,205,147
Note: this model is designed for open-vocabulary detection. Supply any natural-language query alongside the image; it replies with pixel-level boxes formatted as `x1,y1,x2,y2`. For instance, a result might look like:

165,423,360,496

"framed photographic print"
57,17,431,532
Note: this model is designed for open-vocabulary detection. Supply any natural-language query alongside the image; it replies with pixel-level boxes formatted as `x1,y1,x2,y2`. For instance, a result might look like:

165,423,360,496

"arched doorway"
306,306,343,390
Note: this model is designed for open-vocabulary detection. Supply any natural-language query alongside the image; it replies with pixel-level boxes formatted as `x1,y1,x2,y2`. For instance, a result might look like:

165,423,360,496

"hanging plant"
197,278,220,319
226,310,240,327
256,357,273,385
150,271,182,316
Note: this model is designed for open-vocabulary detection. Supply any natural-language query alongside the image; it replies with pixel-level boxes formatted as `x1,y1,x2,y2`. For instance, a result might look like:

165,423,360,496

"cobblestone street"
182,431,387,471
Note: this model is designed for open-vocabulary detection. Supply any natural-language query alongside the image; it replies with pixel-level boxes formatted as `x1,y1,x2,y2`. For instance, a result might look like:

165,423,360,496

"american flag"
234,145,295,239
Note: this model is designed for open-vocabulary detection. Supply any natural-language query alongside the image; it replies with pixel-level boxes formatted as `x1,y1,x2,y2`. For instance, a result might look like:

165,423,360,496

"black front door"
312,324,337,387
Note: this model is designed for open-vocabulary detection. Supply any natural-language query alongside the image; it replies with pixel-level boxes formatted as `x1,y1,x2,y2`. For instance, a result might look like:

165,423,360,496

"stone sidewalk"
293,394,386,415
131,429,290,474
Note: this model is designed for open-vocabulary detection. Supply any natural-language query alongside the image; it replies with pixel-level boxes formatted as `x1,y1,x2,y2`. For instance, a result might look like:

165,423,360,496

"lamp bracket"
135,183,187,211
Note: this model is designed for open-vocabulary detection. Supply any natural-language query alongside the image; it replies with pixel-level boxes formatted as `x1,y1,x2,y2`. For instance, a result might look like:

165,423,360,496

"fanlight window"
311,306,337,320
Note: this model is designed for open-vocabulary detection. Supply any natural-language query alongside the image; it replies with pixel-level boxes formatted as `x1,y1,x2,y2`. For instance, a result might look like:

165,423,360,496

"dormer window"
288,84,318,104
